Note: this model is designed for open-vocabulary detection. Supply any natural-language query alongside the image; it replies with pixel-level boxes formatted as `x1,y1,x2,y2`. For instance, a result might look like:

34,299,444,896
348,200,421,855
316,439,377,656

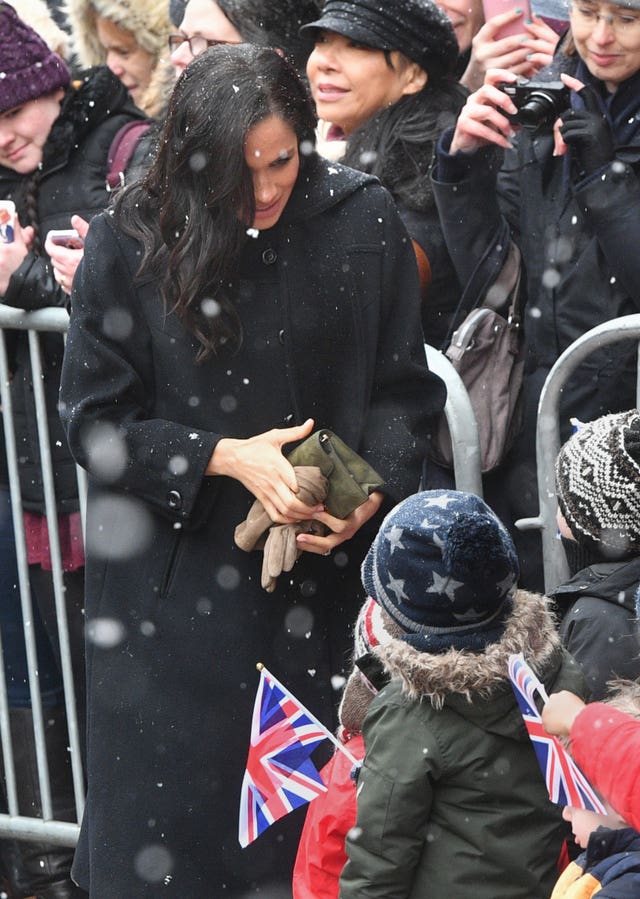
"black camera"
499,78,570,131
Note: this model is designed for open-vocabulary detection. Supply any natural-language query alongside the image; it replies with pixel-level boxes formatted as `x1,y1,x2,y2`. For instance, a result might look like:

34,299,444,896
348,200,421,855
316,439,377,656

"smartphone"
0,200,15,245
47,228,85,250
482,0,532,39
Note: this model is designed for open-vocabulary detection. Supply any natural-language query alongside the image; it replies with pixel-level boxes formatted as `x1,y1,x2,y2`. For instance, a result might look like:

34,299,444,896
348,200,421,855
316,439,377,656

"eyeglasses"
168,34,237,56
570,3,640,32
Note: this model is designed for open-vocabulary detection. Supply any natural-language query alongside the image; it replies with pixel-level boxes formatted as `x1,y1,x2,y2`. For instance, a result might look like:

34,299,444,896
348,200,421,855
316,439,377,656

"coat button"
167,490,182,510
262,248,277,265
278,329,285,345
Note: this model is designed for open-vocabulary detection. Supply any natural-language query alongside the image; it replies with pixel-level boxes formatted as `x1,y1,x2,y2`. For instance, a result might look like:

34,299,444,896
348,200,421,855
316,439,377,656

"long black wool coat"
59,154,445,896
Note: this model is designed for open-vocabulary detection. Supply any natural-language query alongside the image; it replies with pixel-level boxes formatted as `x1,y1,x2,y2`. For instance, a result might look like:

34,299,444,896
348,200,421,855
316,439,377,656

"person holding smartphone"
432,0,640,591
445,0,562,90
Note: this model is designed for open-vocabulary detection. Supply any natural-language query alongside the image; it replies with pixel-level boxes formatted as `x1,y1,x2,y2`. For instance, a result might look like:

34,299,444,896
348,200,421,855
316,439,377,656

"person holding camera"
432,4,640,590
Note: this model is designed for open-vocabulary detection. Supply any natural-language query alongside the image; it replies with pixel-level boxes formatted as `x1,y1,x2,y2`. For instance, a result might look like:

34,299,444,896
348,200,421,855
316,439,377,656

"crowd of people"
0,0,639,896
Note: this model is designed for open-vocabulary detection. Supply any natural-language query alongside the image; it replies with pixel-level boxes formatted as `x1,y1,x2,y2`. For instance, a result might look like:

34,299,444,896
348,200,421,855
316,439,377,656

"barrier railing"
516,314,640,594
0,304,81,846
8,314,630,843
424,344,483,497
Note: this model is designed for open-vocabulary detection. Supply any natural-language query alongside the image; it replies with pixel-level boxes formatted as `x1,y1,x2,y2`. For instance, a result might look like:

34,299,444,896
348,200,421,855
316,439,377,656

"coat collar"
374,590,564,706
550,555,640,611
279,152,378,227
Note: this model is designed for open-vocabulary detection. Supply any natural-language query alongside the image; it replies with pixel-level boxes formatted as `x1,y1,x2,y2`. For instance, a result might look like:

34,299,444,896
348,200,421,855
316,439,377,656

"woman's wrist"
206,437,237,476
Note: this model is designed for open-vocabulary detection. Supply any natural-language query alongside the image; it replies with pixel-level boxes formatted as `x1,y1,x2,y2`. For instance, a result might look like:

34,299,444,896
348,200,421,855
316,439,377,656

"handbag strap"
444,221,522,344
106,120,151,191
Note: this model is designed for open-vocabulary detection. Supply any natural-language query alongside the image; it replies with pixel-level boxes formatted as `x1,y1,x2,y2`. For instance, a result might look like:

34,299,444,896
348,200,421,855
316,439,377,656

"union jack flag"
238,666,329,847
508,654,606,814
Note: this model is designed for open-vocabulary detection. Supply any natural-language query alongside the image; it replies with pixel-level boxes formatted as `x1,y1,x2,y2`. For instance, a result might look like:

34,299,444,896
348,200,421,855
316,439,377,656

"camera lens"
518,91,562,130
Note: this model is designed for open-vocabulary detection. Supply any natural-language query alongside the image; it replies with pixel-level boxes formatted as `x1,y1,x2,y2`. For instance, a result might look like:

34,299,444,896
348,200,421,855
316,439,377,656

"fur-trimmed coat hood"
63,0,172,116
340,590,578,738
376,589,565,707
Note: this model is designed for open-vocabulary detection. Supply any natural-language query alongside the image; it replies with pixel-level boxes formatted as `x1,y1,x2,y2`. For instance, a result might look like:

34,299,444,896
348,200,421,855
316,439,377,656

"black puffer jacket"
0,66,144,511
550,556,640,699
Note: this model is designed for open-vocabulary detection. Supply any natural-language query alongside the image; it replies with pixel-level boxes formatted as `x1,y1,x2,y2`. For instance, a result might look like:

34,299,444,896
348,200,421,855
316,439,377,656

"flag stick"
256,663,361,768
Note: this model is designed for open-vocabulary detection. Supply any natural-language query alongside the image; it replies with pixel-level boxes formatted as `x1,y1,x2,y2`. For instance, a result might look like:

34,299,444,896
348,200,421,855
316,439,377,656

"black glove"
559,85,615,176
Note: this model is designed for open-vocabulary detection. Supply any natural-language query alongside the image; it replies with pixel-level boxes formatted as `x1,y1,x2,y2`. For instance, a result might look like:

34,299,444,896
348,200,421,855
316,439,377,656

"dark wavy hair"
342,78,467,213
114,44,317,360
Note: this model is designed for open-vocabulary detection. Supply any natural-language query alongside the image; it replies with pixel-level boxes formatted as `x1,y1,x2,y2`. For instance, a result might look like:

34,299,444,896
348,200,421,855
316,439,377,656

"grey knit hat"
362,490,519,654
301,0,458,80
0,2,70,115
556,409,640,556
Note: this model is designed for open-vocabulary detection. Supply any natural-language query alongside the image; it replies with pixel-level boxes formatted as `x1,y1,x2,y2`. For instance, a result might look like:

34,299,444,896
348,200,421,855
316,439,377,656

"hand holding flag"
508,653,605,814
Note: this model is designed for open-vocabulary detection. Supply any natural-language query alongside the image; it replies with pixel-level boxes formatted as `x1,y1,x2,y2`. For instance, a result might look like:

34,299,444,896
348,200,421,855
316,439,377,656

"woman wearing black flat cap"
303,0,468,347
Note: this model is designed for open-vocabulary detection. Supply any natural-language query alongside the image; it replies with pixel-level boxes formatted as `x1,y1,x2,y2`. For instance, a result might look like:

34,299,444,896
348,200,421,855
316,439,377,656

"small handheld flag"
239,664,359,848
508,653,606,814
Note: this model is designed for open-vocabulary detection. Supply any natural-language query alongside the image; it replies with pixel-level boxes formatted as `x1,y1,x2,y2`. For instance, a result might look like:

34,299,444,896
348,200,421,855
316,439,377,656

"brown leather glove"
234,466,328,552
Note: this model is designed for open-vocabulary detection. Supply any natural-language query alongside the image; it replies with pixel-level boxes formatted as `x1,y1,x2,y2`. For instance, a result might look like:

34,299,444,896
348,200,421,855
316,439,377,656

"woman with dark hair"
59,44,443,897
304,0,468,346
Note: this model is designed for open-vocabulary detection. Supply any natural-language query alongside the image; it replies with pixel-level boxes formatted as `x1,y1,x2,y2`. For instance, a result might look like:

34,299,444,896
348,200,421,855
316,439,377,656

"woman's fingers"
296,492,384,555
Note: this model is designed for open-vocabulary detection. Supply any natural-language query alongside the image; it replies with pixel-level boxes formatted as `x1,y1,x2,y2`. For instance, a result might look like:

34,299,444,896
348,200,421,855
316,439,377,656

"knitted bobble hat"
0,2,70,115
301,0,458,82
556,409,640,556
362,490,519,653
64,0,172,69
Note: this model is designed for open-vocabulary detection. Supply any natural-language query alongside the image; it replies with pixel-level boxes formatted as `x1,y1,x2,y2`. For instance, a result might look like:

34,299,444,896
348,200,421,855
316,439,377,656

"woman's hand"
553,73,585,157
295,490,385,556
207,418,323,523
451,68,519,154
461,13,558,92
44,215,89,296
0,220,35,296
541,690,586,738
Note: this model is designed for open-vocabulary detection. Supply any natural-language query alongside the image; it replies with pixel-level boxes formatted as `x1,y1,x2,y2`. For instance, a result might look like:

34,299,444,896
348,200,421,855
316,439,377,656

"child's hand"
542,691,586,738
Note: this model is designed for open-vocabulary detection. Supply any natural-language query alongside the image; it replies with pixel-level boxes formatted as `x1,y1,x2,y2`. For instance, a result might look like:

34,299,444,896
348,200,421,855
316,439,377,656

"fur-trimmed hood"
137,49,174,119
375,589,564,707
64,0,171,69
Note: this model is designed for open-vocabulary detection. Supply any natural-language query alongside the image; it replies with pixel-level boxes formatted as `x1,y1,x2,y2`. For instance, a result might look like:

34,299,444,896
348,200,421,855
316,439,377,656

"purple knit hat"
0,2,70,115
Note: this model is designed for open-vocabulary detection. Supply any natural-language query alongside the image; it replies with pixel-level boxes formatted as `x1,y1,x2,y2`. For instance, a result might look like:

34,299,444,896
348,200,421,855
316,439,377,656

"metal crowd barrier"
516,314,640,594
424,344,483,497
0,304,82,847
5,313,633,845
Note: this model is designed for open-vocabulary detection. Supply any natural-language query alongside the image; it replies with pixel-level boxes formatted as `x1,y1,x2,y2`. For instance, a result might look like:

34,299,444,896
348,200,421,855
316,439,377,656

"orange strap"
412,240,432,299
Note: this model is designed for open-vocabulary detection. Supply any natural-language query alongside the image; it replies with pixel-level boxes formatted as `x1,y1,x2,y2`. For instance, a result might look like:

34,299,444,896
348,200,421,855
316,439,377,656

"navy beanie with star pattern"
362,490,519,653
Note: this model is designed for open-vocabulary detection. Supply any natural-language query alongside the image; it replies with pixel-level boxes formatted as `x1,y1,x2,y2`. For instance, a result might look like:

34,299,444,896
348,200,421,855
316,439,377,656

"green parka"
339,591,587,899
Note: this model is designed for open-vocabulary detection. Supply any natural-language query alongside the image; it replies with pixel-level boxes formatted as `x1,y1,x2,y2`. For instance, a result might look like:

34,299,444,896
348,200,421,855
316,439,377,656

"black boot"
0,707,86,899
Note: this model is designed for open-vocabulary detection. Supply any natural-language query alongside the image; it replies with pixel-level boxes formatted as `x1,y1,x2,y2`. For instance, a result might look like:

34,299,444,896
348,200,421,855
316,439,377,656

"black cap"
301,0,458,80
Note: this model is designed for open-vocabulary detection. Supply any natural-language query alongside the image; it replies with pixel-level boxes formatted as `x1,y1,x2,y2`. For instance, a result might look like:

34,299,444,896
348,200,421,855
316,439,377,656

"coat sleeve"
572,161,640,306
570,704,640,832
59,213,222,525
292,735,365,899
339,693,439,899
431,129,521,295
3,252,67,310
360,188,446,503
